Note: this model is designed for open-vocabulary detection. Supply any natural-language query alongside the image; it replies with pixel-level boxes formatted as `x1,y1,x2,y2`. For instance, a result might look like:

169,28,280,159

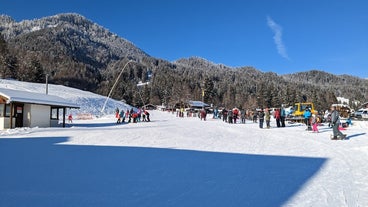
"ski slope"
0,79,132,116
0,79,368,206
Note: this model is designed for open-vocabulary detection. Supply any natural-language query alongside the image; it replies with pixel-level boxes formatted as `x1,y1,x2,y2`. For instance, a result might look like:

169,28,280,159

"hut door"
14,103,24,128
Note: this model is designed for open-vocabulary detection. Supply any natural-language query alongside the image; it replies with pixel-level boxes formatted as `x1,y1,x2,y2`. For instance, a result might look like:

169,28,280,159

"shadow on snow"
346,132,366,139
0,137,327,207
68,122,129,128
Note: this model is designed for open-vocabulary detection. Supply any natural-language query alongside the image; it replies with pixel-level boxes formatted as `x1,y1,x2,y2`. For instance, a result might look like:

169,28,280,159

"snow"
0,88,78,108
1,80,368,206
31,26,41,32
337,97,349,105
0,79,133,116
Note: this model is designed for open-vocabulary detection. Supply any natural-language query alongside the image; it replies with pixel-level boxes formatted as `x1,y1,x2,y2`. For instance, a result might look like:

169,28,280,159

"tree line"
2,33,366,112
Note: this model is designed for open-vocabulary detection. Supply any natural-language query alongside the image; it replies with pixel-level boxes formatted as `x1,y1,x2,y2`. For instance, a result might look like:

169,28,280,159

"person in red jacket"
200,109,207,121
274,108,281,127
68,114,73,123
233,108,239,124
144,110,150,122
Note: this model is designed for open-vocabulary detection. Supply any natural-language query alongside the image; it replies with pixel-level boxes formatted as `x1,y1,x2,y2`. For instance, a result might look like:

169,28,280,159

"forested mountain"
283,70,368,107
0,13,367,111
0,13,148,90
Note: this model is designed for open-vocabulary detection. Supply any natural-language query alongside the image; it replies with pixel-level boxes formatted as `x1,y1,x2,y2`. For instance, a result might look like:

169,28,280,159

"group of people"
302,107,323,133
115,107,150,124
194,107,289,127
304,106,347,139
257,107,286,129
230,105,347,139
221,108,244,124
172,104,348,139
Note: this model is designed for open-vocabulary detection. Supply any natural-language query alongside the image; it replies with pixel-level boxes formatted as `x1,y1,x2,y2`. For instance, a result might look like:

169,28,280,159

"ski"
330,134,348,140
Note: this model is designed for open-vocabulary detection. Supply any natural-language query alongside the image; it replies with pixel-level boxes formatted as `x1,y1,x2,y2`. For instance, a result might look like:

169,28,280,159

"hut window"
5,104,11,117
51,107,59,120
0,104,4,117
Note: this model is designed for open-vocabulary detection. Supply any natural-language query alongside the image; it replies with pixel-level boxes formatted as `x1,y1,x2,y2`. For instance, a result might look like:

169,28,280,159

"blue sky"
1,0,367,78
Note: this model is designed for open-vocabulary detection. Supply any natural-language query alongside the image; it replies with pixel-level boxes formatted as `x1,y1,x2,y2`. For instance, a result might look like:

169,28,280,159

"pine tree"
31,59,45,83
272,86,281,107
203,77,214,104
0,34,18,79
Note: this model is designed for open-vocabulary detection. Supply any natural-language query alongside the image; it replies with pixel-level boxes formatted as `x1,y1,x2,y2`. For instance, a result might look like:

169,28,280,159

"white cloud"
267,16,290,60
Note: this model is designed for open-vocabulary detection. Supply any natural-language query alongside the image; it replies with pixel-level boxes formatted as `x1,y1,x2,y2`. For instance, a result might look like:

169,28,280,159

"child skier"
311,114,319,133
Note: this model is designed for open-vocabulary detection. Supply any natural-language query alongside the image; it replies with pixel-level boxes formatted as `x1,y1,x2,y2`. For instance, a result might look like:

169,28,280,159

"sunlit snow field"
0,79,368,207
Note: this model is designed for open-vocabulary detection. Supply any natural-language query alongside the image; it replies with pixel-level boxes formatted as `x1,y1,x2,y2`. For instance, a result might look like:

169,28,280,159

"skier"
280,106,286,127
200,109,207,121
125,110,130,122
115,107,119,119
132,112,138,123
116,109,121,124
252,111,258,123
145,110,150,122
142,111,146,122
265,108,271,129
311,114,319,133
120,110,125,123
137,108,142,122
68,114,73,123
213,108,219,119
331,106,346,139
258,109,265,128
274,108,281,127
241,109,246,124
345,117,352,127
304,107,312,131
222,109,228,122
233,108,239,124
228,110,233,124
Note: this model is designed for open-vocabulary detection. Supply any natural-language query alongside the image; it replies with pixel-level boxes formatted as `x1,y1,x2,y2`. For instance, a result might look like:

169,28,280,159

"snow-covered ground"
1,79,368,206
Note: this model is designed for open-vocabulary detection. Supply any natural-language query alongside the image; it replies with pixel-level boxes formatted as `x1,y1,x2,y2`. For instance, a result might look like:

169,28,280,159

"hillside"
0,13,148,90
0,13,147,58
283,70,368,104
1,13,367,111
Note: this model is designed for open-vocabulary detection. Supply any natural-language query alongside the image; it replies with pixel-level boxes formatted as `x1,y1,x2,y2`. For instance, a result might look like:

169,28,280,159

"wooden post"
9,102,13,129
62,107,66,128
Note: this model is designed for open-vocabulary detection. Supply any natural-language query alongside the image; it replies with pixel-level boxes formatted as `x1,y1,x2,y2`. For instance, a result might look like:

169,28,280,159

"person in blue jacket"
120,110,125,123
280,106,286,127
303,107,312,130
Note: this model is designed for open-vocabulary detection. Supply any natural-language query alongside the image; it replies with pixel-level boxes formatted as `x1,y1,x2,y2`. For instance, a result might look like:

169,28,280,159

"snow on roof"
0,88,79,108
188,100,209,108
331,103,351,109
